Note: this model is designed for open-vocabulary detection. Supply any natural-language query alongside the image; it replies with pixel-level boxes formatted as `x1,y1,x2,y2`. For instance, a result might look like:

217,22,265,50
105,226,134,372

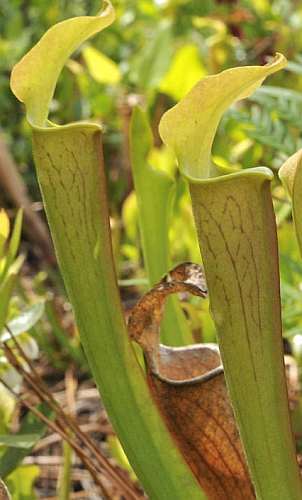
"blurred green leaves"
5,465,40,500
1,303,44,345
130,107,193,345
0,405,52,479
160,44,207,100
0,210,23,333
0,434,41,449
129,22,173,91
82,45,121,85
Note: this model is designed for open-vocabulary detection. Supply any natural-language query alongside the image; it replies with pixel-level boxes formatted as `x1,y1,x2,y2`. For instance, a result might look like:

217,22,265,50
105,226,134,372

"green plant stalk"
31,124,204,499
9,2,206,495
159,53,302,498
57,441,73,500
130,107,193,346
188,169,302,499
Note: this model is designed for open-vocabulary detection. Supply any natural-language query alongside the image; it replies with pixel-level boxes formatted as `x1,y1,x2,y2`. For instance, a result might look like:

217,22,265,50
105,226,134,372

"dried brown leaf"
128,262,254,499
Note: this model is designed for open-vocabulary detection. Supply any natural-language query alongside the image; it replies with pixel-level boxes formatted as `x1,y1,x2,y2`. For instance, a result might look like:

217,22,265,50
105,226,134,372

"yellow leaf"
160,44,207,101
159,53,287,179
10,1,115,126
279,149,302,257
0,210,10,242
82,45,121,85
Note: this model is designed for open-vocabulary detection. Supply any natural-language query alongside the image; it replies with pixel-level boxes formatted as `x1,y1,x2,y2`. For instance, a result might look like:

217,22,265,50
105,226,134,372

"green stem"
130,108,193,346
32,123,205,499
189,168,302,500
57,442,73,500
